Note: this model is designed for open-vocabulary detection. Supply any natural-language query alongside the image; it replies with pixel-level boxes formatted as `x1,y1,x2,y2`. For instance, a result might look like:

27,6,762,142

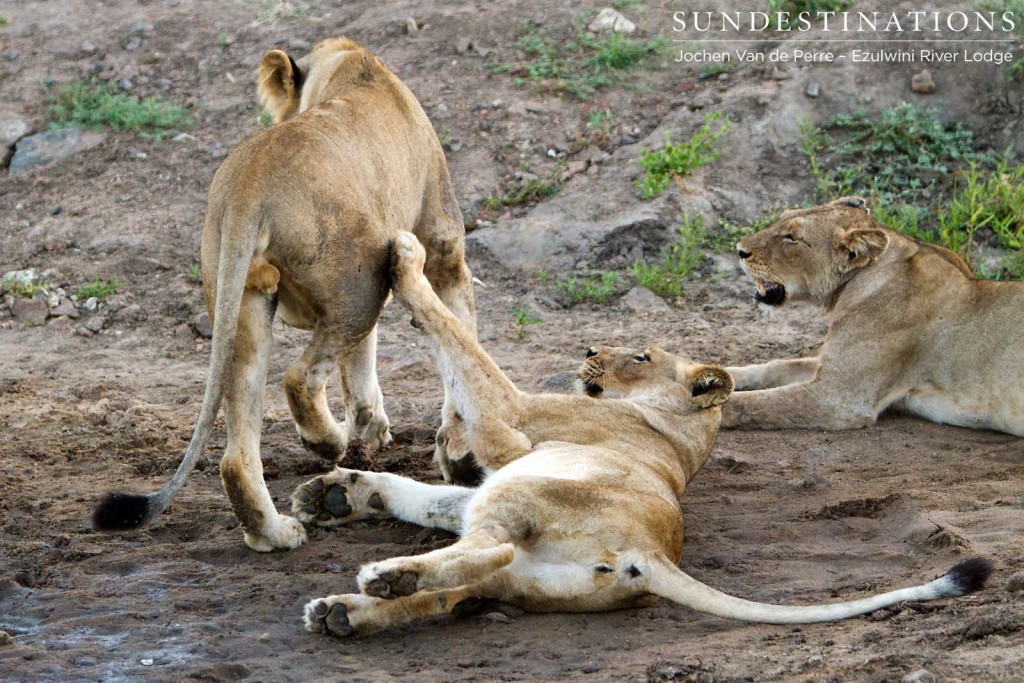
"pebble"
287,38,311,51
405,17,419,34
1006,571,1024,592
481,612,512,624
805,82,821,98
911,69,936,94
12,298,48,326
902,669,935,683
192,311,213,338
455,37,473,54
82,297,99,312
0,630,11,646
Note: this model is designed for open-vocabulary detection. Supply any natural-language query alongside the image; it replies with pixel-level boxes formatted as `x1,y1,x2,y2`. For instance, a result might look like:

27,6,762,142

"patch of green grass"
0,15,9,27
636,111,731,200
186,264,202,282
496,27,666,100
74,278,122,300
1,277,52,298
49,80,193,140
484,177,560,211
799,103,984,206
631,214,706,297
698,62,737,80
510,307,543,339
769,0,853,28
556,272,620,304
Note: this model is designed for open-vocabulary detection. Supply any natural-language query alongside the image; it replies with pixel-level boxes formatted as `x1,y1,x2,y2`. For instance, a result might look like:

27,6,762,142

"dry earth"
1,1,1023,682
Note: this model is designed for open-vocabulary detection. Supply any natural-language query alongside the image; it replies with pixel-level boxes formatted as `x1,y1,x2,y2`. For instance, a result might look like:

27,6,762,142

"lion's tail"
92,207,262,532
646,553,992,624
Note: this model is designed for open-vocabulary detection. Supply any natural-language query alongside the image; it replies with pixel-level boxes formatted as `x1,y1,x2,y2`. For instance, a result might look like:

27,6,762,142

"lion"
289,231,991,638
723,197,1024,434
91,38,476,552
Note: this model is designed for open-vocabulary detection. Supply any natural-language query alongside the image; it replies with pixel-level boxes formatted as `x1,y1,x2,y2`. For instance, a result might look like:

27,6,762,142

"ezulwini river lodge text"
675,47,1016,65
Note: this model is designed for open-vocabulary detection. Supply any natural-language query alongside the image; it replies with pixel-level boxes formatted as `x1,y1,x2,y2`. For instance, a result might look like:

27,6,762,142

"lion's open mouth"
583,382,604,397
754,282,786,306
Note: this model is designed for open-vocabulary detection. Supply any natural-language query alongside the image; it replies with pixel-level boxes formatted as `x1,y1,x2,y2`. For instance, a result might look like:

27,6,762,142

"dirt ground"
2,1,1023,682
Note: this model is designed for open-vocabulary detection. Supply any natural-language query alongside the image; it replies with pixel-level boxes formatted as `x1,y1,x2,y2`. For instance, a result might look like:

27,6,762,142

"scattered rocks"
588,8,636,34
623,287,672,314
12,298,48,326
911,69,936,94
50,300,79,318
192,311,213,339
8,128,107,175
902,669,935,683
1006,571,1024,592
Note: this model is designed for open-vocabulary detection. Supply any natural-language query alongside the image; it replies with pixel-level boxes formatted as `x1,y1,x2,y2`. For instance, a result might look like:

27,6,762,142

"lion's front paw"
389,232,429,300
358,562,420,599
304,595,367,637
292,469,388,527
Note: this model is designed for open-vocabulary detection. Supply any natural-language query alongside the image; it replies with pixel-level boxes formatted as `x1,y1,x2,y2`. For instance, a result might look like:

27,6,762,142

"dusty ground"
1,1,1023,682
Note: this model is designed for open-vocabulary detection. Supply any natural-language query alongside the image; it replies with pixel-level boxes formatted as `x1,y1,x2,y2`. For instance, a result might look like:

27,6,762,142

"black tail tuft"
93,493,154,531
945,557,995,595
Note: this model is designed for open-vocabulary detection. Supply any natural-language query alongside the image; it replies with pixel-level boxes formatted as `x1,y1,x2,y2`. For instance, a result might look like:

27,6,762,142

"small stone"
118,77,134,91
82,297,99,312
558,161,588,182
0,630,11,646
172,133,195,142
911,69,935,94
84,315,107,333
47,316,73,333
287,38,311,51
12,298,48,326
481,612,511,624
405,17,419,34
1006,571,1024,592
140,658,154,666
902,669,935,683
115,303,145,323
0,116,31,152
805,82,821,98
81,42,97,56
124,37,142,51
192,311,213,338
455,37,473,54
619,134,637,145
588,8,636,34
623,287,671,314
51,299,78,318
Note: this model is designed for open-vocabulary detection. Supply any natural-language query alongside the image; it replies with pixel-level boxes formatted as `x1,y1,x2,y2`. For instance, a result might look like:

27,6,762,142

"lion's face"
257,37,367,123
736,197,890,308
576,345,733,410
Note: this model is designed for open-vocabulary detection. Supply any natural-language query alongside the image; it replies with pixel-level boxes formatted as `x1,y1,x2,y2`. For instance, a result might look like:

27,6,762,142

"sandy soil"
1,1,1023,682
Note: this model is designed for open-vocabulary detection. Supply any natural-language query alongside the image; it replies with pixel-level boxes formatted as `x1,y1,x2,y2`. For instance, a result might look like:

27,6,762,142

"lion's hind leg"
358,528,515,599
337,325,391,449
284,328,350,460
304,584,482,638
292,467,473,532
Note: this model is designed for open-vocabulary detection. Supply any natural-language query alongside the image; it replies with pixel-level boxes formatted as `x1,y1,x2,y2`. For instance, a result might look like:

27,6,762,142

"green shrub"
510,307,543,339
556,272,620,304
74,278,122,300
631,214,706,297
49,80,193,140
636,112,730,199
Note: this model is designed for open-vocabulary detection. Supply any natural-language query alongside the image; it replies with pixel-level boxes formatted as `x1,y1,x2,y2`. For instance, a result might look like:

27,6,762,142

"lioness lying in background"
725,197,1024,435
93,38,476,551
291,232,991,638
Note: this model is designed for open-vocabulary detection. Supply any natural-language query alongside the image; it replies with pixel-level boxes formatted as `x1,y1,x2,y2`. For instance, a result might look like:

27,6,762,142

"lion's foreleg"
726,357,821,391
221,289,306,551
721,380,876,430
304,585,482,638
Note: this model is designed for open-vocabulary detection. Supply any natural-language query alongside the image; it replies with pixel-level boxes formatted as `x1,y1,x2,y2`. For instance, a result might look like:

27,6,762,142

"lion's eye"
634,353,650,363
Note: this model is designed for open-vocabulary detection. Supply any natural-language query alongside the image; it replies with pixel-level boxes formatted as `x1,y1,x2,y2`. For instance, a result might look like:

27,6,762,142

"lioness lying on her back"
725,197,1024,435
290,232,991,638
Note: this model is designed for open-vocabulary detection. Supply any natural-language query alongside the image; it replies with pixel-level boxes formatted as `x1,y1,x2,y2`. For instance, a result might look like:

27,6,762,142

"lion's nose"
585,347,599,358
737,247,751,259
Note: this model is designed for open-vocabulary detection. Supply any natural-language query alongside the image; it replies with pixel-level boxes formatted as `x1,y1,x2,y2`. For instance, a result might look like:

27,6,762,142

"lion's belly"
899,385,1024,436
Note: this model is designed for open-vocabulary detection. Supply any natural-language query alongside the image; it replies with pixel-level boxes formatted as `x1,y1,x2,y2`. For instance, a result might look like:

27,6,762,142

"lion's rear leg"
221,289,306,552
357,528,515,599
337,325,391,449
284,329,348,460
304,585,482,638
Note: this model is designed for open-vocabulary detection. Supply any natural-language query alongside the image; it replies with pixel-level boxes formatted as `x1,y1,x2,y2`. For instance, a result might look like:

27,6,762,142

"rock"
115,303,146,323
902,669,935,683
1006,571,1024,592
588,8,636,34
84,315,107,333
12,298,48,326
623,287,672,314
405,17,419,34
0,630,11,646
911,69,935,94
2,268,37,285
481,612,512,624
0,116,30,167
8,128,106,175
47,316,73,333
50,300,79,318
539,371,579,394
82,297,99,312
192,311,213,338
558,161,588,182
455,37,473,54
805,82,821,98
287,38,311,51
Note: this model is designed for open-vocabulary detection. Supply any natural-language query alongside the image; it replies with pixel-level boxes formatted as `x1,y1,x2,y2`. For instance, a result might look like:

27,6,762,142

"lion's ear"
689,365,734,409
836,227,889,270
258,49,304,123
